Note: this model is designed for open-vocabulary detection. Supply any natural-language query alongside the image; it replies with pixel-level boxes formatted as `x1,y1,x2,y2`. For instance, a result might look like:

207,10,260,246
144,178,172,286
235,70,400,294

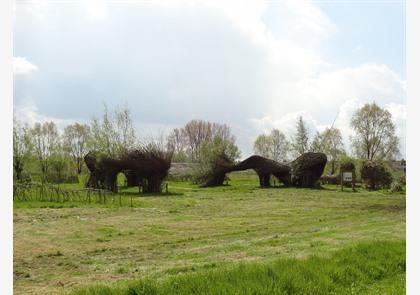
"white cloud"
13,57,38,75
84,0,109,20
13,0,405,158
13,100,84,131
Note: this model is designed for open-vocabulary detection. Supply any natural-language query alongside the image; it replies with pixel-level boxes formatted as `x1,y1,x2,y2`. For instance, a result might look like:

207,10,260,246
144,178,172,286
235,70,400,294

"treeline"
13,105,140,183
13,105,241,184
13,101,401,184
252,102,401,175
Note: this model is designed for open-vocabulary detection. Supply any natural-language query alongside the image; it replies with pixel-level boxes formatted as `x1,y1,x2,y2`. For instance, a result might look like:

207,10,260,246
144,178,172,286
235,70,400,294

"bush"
360,161,393,190
399,174,406,186
390,181,403,193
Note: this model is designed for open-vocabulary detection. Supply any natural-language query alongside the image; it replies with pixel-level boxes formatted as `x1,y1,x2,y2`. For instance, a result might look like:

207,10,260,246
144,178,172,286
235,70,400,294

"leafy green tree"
13,118,32,182
89,104,138,158
49,149,69,183
310,131,323,153
292,116,309,156
311,127,345,174
253,134,271,158
198,136,241,165
30,121,59,181
63,122,91,174
322,127,345,174
192,136,241,182
350,102,399,160
254,129,290,162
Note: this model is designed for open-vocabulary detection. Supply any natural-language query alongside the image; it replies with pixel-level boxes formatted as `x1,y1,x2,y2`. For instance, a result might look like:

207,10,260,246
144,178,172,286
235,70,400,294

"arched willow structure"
201,152,327,188
289,152,328,187
84,149,172,193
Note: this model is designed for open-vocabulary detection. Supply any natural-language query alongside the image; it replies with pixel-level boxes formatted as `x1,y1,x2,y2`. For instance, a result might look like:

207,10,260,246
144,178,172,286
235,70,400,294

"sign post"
341,171,355,192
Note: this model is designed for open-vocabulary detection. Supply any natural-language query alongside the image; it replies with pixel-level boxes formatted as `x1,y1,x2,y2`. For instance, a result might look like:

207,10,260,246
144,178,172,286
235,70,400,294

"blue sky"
318,1,405,79
13,0,406,158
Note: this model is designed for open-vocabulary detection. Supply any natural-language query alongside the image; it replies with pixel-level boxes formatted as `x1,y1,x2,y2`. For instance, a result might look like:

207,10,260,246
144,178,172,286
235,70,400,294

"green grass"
71,240,405,295
13,172,405,295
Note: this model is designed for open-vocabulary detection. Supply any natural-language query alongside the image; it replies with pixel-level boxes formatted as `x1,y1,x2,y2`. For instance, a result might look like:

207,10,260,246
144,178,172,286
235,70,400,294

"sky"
13,0,406,159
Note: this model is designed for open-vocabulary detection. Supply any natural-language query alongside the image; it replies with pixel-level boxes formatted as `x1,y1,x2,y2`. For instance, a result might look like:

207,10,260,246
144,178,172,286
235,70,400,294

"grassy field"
13,172,406,294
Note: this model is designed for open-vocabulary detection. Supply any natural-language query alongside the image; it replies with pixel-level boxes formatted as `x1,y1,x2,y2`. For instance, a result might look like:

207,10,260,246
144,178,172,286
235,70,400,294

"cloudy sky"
13,0,406,158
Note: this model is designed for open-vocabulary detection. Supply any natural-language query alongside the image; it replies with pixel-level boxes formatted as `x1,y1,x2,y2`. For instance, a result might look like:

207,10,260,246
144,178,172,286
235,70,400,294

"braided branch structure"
84,149,172,193
201,152,327,188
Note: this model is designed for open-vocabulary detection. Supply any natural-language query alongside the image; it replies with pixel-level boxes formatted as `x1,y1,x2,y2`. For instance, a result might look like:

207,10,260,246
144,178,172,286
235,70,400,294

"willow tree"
30,121,59,181
311,127,345,174
292,116,309,156
89,104,138,158
350,102,399,160
254,129,290,162
63,123,91,174
13,118,32,182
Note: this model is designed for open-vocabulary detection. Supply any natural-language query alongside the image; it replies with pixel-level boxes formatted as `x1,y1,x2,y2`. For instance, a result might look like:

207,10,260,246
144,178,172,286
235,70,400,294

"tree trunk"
331,160,335,175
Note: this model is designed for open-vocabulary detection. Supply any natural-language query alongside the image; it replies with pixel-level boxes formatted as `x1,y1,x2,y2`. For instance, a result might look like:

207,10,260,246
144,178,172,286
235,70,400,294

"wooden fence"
13,182,129,206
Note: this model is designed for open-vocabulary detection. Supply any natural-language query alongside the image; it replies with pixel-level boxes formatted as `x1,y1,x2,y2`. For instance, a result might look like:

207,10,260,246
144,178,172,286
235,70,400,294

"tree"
89,104,138,158
89,105,117,157
254,129,290,162
63,123,91,174
350,102,399,160
49,146,69,183
192,136,241,183
293,116,309,156
166,128,188,161
13,118,32,182
312,127,345,174
253,134,271,159
322,127,345,174
310,131,323,153
182,120,212,161
176,120,237,162
30,121,59,181
114,105,137,156
198,136,241,165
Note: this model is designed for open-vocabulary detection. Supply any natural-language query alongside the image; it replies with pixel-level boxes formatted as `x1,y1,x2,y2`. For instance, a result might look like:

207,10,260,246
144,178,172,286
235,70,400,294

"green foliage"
192,136,240,183
88,104,138,158
311,127,345,174
350,102,399,161
253,129,290,162
63,122,91,174
198,137,240,165
30,121,60,180
390,181,403,193
292,116,309,156
13,118,33,182
360,161,393,190
71,240,405,295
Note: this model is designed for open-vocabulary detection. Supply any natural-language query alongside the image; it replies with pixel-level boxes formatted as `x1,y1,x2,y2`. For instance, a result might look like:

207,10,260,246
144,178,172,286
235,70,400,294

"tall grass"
71,240,405,295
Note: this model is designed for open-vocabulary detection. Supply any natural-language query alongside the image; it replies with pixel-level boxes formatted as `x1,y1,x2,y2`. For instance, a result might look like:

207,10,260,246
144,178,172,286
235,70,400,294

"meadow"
13,171,406,295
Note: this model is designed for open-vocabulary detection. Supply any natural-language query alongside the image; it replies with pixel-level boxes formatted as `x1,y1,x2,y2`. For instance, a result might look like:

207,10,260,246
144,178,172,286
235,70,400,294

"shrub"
390,181,403,193
399,175,406,186
360,161,393,190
